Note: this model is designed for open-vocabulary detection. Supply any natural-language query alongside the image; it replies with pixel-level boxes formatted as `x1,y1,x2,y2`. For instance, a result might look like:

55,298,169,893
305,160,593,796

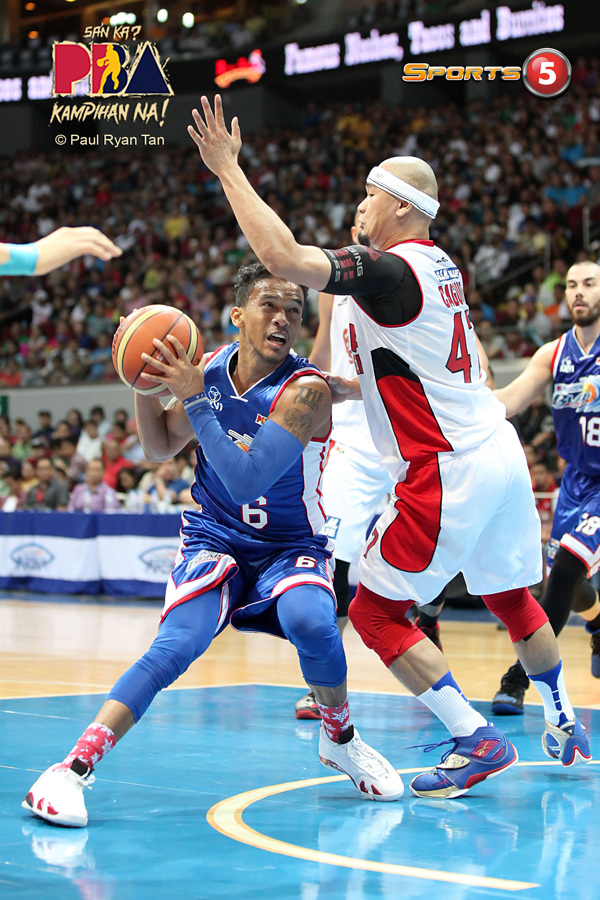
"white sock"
529,660,575,726
418,673,488,738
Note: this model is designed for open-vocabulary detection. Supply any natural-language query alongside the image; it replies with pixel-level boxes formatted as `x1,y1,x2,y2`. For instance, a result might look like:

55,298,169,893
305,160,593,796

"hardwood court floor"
1,595,599,900
0,596,598,707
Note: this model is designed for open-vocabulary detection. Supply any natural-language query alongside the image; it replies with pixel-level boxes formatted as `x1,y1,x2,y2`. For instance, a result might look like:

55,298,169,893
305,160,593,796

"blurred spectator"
68,459,120,513
20,459,38,492
538,259,569,309
22,458,69,510
53,436,87,487
87,334,113,381
518,289,552,343
477,320,507,360
142,458,189,509
473,231,510,283
102,439,135,489
115,466,143,511
0,437,19,480
89,406,111,440
121,419,146,465
52,420,72,443
11,419,34,460
76,419,103,462
66,409,84,442
531,461,557,545
33,410,54,444
0,466,25,512
513,396,555,454
502,330,536,359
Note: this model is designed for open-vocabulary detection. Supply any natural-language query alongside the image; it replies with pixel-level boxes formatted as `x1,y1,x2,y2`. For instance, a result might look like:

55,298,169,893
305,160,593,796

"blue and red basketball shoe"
409,725,518,799
542,715,591,766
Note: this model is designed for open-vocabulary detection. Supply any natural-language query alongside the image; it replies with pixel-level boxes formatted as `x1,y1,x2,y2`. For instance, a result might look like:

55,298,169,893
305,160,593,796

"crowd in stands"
0,58,598,529
0,405,197,514
0,63,598,392
0,392,563,531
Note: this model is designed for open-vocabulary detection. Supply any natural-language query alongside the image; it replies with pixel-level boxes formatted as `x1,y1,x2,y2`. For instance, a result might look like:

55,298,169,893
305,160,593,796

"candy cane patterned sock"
316,699,354,743
58,723,117,773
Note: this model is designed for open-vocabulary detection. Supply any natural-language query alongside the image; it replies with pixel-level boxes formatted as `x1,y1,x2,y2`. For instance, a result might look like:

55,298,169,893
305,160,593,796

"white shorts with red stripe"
319,441,393,564
359,419,542,604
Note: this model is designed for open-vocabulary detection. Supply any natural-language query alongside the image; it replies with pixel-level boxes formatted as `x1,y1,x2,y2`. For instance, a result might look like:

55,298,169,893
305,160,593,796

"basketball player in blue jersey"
0,227,121,276
185,95,590,800
491,260,600,713
23,263,404,828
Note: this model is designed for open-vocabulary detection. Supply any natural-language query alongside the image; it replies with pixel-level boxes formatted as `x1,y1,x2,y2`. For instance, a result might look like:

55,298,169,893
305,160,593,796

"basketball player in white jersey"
297,210,493,718
189,96,590,798
295,210,394,719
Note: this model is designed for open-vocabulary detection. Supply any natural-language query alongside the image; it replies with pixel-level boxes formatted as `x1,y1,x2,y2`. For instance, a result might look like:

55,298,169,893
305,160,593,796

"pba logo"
53,41,173,97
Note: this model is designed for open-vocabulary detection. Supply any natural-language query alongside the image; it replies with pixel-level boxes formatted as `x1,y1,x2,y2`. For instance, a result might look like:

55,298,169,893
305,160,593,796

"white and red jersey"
329,294,380,460
324,240,505,476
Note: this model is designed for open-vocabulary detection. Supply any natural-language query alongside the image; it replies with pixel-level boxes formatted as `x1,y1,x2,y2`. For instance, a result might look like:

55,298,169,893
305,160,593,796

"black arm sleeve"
322,245,423,326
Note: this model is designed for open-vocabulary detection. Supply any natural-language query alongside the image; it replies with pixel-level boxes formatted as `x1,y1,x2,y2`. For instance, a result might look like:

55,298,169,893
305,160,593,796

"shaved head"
380,156,438,202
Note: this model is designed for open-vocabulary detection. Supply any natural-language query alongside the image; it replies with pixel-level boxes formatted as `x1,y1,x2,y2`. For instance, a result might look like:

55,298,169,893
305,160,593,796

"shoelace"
64,769,95,789
347,739,391,778
406,737,458,754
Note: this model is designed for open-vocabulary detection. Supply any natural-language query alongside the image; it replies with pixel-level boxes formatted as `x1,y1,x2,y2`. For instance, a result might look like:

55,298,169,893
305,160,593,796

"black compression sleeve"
322,245,422,326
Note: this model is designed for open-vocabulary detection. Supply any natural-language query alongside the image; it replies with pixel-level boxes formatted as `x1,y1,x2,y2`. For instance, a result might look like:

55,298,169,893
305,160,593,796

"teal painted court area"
1,686,598,900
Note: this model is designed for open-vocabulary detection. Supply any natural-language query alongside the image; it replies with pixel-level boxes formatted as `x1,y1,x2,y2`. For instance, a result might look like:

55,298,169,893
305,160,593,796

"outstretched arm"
188,95,331,290
0,227,122,276
493,340,556,417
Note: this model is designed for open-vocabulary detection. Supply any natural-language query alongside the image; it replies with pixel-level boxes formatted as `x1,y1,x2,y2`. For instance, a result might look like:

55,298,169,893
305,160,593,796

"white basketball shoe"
22,764,95,827
319,727,404,801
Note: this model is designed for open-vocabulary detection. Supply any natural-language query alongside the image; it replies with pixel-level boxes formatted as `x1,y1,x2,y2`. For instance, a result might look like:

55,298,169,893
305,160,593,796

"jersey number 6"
241,496,269,529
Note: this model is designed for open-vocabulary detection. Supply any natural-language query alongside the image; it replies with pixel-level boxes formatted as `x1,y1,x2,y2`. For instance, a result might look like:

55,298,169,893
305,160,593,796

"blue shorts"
161,509,335,637
548,466,600,576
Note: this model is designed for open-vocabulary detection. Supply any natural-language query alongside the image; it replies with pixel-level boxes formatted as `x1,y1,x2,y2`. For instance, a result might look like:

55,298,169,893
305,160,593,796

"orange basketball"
112,305,203,396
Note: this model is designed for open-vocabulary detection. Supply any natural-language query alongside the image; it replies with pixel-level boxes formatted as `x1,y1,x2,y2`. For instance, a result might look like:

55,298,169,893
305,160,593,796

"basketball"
112,305,203,395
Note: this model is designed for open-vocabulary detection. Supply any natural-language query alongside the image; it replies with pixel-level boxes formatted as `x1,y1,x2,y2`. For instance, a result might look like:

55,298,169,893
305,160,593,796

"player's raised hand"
188,94,242,176
34,227,122,274
140,334,206,402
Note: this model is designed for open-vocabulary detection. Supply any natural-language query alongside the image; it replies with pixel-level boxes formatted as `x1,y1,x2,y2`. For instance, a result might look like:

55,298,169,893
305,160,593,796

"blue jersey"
191,343,331,541
551,328,600,477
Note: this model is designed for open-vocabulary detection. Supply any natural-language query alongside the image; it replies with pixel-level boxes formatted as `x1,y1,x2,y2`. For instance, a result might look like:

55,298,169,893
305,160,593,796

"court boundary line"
206,768,556,891
1,681,598,710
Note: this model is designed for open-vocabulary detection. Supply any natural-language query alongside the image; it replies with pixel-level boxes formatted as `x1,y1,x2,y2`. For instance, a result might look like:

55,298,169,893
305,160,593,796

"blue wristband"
182,392,208,412
0,243,39,276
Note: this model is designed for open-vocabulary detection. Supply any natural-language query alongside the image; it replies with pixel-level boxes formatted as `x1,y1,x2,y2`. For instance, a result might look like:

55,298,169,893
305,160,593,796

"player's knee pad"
350,583,425,668
482,587,548,644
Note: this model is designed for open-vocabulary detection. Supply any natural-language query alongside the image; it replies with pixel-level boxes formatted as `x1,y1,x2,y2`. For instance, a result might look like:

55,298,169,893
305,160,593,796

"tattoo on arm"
283,408,314,441
294,385,324,413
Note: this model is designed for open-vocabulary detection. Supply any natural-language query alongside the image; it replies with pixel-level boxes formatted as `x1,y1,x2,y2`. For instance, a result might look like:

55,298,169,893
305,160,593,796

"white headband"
367,166,440,219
